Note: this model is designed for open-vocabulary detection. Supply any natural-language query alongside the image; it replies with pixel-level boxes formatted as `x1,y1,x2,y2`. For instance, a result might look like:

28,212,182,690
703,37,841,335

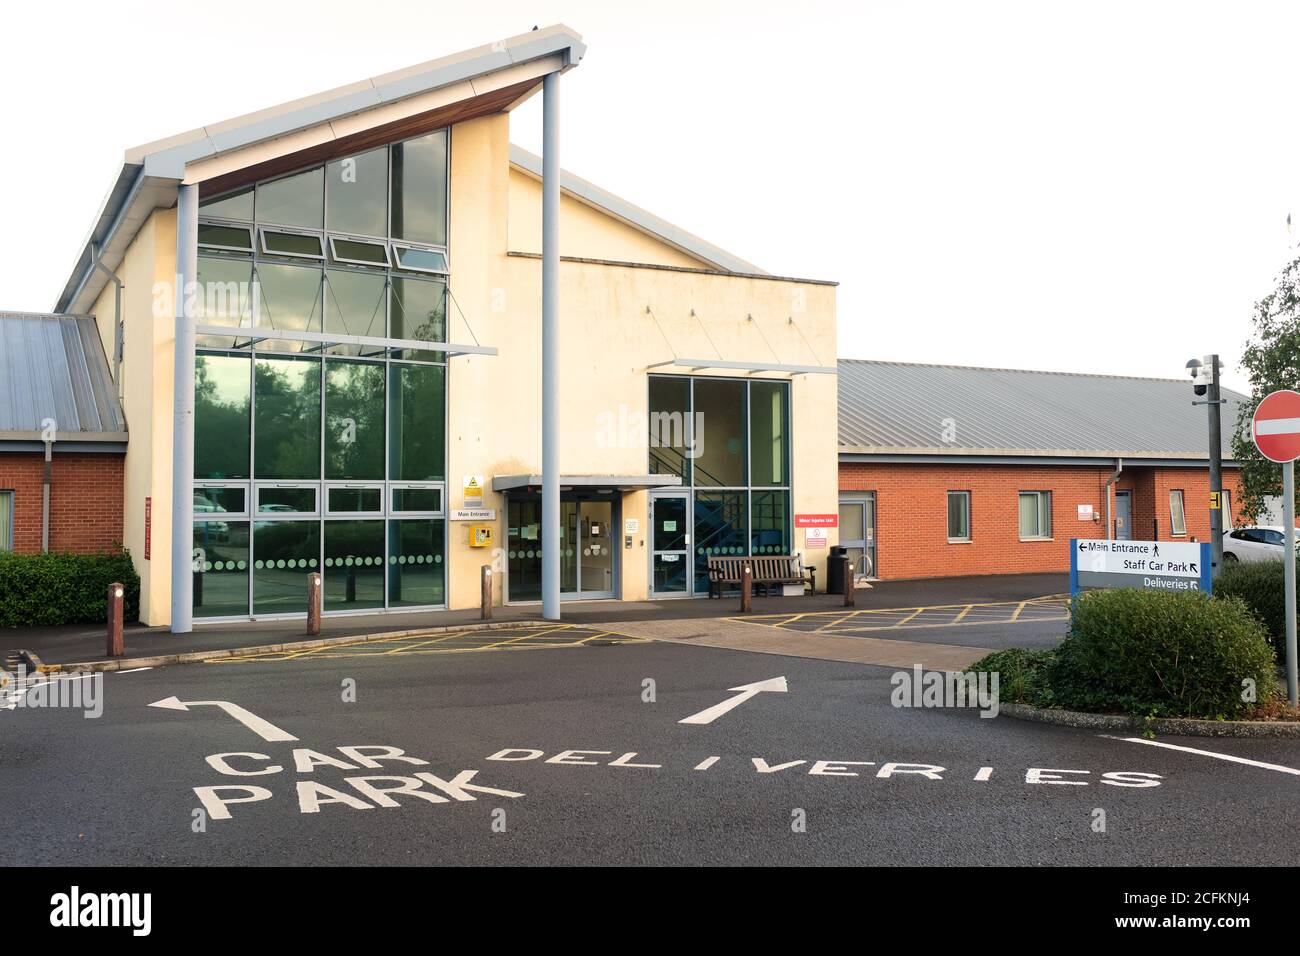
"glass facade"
648,375,793,593
193,132,449,618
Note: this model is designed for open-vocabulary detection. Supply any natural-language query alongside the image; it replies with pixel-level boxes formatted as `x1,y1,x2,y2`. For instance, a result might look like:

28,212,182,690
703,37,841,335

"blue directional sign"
1070,539,1212,597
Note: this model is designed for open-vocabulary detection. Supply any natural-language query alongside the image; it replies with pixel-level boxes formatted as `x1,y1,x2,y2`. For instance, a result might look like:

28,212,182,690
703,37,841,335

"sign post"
1251,389,1300,707
1070,539,1211,596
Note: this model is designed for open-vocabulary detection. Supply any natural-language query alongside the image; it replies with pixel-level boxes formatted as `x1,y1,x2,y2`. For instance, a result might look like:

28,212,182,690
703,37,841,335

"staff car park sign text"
1070,539,1212,596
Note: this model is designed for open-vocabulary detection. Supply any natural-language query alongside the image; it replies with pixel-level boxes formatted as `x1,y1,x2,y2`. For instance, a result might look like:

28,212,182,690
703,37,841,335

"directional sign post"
1070,539,1211,597
1252,389,1300,706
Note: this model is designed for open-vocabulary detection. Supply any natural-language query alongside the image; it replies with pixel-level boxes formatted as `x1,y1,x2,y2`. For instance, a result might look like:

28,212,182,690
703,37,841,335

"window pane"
839,502,864,540
262,230,323,259
1018,493,1038,538
256,167,323,229
199,223,253,251
390,276,446,358
254,357,321,479
255,262,322,343
324,520,385,611
195,354,250,479
1170,490,1187,536
325,269,386,338
393,246,448,273
328,487,382,513
692,378,746,487
392,487,442,512
252,520,319,614
391,131,448,246
325,360,384,480
751,490,790,554
257,487,316,513
195,487,246,514
332,237,389,266
948,492,969,540
1039,493,1052,537
326,147,388,237
197,257,253,327
694,490,747,591
193,520,249,617
749,381,789,486
388,519,445,607
648,377,691,481
388,363,444,480
200,187,253,221
0,491,12,550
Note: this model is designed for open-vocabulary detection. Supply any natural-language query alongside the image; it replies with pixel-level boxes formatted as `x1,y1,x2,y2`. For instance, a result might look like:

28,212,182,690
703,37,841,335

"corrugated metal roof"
0,313,126,440
838,359,1244,460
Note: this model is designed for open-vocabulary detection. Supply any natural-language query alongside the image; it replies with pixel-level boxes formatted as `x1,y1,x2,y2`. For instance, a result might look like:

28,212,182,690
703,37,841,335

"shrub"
0,550,140,628
1050,588,1276,719
969,647,1056,707
1214,559,1296,657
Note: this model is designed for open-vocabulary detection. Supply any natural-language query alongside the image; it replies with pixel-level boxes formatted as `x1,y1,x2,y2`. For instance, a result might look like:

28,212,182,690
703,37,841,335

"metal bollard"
307,572,322,636
843,562,856,607
481,565,493,620
740,564,753,613
106,582,125,657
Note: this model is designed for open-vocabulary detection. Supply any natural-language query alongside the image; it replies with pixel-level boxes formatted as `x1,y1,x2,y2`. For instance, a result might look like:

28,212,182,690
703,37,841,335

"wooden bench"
706,555,815,599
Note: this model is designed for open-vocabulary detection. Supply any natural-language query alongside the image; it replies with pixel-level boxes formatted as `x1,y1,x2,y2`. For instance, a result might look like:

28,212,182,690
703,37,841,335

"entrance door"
649,493,691,597
839,495,877,580
577,501,615,599
506,495,618,602
1115,491,1132,540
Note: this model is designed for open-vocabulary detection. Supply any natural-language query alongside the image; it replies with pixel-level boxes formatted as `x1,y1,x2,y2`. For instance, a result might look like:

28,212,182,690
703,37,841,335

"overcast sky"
3,0,1296,394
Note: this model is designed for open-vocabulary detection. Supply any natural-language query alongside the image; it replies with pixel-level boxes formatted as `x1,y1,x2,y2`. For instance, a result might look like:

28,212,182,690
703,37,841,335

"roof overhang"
492,474,684,492
648,358,837,376
194,324,496,358
839,446,1239,466
56,25,586,315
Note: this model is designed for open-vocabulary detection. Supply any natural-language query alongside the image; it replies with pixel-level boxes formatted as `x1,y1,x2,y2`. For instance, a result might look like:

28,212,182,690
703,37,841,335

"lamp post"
1186,355,1225,578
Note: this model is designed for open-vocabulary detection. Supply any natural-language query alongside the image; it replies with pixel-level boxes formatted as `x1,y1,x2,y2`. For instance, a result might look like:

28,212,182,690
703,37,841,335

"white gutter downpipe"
171,185,198,634
1105,458,1123,540
541,72,561,621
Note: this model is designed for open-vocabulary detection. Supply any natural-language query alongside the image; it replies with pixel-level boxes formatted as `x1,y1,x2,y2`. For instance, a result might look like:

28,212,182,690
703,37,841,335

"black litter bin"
826,546,850,595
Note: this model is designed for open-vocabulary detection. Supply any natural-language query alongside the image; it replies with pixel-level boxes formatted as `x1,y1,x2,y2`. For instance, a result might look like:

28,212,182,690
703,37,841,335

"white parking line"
116,667,153,674
1108,735,1300,776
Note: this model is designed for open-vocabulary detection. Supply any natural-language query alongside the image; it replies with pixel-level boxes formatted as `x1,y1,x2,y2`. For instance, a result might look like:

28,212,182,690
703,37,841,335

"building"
837,360,1245,581
23,26,839,626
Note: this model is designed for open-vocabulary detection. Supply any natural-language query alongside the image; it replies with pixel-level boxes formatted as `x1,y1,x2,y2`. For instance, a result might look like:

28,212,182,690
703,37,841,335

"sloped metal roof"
838,359,1244,460
0,313,127,440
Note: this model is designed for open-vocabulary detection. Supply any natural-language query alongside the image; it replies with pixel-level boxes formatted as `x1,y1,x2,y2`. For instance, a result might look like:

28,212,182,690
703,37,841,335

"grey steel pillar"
1284,461,1297,706
1207,354,1224,576
541,72,561,621
171,184,199,634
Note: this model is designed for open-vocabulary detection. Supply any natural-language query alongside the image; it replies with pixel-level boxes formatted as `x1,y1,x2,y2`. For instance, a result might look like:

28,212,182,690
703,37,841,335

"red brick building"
0,313,127,555
837,360,1245,581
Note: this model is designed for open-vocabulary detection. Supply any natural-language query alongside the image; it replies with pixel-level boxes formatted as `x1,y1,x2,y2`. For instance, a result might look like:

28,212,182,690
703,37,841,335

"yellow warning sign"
463,474,484,508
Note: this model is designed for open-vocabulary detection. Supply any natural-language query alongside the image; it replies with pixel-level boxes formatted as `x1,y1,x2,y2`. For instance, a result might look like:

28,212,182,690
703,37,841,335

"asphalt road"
2,633,1298,866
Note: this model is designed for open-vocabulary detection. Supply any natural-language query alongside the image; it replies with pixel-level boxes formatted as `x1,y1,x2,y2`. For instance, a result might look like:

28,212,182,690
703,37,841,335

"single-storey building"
837,359,1244,581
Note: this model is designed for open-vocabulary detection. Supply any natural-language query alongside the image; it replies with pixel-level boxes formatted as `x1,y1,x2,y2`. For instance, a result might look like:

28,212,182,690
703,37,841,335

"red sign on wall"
795,514,838,528
144,497,152,561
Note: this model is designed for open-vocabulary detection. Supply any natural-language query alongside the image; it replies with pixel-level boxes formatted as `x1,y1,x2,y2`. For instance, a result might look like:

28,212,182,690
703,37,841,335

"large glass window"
391,131,448,246
324,520,385,611
252,520,320,615
388,363,445,481
197,257,254,328
254,357,321,479
390,275,446,355
193,521,249,618
256,167,324,229
200,187,254,222
195,354,250,479
694,491,748,592
751,491,790,555
749,381,789,487
255,262,323,343
325,360,384,480
1018,491,1052,540
326,147,388,238
692,378,746,488
325,268,386,339
389,519,446,607
648,376,691,481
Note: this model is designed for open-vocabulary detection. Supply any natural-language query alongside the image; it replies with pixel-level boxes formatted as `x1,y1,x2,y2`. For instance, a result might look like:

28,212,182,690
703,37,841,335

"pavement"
1,573,1068,668
3,631,1298,867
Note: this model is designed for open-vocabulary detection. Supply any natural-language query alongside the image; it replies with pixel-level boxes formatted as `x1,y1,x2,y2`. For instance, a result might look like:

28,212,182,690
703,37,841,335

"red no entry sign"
1253,389,1300,463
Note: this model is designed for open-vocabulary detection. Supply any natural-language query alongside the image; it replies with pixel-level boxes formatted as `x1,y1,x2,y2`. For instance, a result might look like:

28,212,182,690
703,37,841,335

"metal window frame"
947,490,972,542
259,227,326,261
197,219,255,253
1018,490,1053,541
192,482,251,519
325,482,386,516
329,234,392,268
0,489,13,551
390,241,450,275
254,482,321,518
389,482,445,516
1169,488,1188,536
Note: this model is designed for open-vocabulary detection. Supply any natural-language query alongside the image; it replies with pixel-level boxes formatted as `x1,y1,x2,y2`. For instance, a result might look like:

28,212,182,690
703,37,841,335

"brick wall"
0,452,125,554
839,460,1243,580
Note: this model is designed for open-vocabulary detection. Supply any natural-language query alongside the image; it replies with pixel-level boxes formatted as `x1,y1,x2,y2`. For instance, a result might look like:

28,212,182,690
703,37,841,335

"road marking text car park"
485,748,1163,787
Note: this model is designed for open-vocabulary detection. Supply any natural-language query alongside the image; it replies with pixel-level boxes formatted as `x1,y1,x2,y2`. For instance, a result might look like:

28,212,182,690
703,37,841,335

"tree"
1232,255,1300,522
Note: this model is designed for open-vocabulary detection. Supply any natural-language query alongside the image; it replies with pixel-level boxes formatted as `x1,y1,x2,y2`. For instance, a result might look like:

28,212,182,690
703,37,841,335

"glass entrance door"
578,501,615,599
650,493,691,596
839,494,876,580
507,495,618,602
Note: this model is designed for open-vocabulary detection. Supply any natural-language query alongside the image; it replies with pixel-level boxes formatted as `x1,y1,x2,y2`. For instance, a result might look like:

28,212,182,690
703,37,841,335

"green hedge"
973,589,1278,719
1214,559,1296,657
0,550,140,628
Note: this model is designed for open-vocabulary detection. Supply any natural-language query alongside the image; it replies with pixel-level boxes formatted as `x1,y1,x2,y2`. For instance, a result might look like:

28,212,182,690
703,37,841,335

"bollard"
307,572,322,636
106,582,125,657
740,564,753,613
843,562,856,607
481,565,493,620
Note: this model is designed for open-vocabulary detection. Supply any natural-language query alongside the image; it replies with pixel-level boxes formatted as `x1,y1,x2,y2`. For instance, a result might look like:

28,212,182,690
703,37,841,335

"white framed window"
260,228,326,260
1018,491,1052,540
1169,489,1187,536
390,241,449,275
325,484,385,515
255,484,320,516
947,491,971,542
0,490,12,551
198,221,255,253
328,236,391,268
389,483,443,515
193,484,250,518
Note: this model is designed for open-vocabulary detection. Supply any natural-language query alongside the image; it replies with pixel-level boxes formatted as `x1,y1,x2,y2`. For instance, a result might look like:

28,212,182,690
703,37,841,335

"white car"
1222,526,1297,563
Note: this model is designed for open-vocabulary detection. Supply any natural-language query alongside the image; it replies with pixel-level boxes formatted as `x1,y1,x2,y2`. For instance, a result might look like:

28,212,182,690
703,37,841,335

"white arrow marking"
678,676,788,725
148,696,298,742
